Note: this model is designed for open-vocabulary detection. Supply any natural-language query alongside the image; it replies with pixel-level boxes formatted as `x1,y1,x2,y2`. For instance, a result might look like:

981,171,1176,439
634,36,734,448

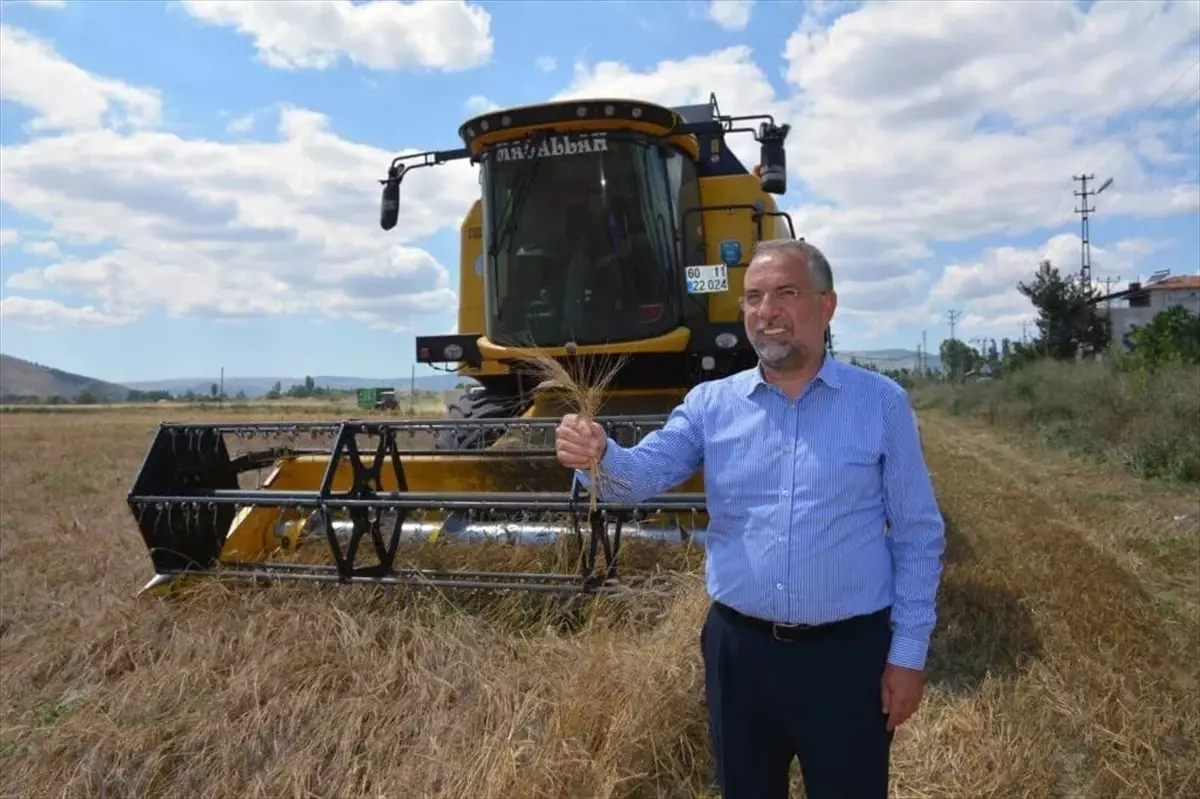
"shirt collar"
742,352,843,396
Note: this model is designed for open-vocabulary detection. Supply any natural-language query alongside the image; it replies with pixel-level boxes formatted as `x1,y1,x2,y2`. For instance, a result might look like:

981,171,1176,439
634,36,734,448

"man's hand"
881,663,924,731
555,413,607,469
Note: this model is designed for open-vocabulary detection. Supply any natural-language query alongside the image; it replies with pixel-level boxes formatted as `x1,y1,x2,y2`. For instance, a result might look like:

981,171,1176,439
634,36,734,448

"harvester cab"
127,94,802,599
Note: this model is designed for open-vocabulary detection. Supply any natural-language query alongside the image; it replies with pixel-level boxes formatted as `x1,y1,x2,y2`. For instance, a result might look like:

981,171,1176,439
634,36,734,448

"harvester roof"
456,97,687,157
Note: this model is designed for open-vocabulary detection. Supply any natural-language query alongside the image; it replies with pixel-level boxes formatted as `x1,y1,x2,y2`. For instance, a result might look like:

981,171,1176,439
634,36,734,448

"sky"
0,0,1198,384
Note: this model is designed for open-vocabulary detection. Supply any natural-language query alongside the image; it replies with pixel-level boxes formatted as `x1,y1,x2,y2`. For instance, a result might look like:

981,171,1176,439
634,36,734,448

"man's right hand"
555,413,607,469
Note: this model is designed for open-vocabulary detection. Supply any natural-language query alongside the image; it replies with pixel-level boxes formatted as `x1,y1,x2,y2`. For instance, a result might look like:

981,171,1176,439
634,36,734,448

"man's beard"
751,330,810,370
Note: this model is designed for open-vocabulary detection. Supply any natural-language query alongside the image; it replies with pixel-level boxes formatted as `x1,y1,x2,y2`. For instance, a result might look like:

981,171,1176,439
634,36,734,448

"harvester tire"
435,386,527,451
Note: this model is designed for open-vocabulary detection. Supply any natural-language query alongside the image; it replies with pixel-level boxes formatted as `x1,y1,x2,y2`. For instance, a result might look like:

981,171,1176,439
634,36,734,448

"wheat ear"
515,348,631,513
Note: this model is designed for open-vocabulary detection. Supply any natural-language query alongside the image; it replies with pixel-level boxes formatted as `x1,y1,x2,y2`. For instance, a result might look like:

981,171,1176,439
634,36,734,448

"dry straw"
514,345,633,513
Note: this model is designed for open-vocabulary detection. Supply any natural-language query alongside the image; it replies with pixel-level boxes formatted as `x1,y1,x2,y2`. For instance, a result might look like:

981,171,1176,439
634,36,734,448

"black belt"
713,601,890,642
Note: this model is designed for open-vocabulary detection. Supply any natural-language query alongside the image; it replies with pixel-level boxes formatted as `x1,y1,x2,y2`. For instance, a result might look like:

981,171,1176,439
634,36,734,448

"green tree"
1016,259,1110,360
1124,305,1200,370
939,338,977,379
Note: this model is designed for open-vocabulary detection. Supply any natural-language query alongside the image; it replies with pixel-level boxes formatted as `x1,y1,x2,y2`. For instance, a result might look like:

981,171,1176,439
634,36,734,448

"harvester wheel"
435,386,528,451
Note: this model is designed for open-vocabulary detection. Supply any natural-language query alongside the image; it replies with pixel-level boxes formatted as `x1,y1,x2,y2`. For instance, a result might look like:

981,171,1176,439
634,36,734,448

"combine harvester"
127,94,804,597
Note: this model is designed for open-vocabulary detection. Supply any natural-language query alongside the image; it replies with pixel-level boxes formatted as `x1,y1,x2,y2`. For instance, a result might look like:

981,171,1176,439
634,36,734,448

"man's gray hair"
751,238,834,292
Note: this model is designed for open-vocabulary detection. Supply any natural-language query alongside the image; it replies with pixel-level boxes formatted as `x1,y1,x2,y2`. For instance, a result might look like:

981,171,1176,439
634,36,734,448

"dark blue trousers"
701,601,895,799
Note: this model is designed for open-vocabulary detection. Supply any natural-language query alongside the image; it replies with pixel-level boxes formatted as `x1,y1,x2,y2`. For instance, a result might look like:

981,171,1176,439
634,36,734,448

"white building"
1100,273,1200,350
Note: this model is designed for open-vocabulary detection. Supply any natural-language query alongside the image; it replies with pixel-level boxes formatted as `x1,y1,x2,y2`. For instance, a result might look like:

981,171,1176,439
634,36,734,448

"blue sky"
1,0,1198,384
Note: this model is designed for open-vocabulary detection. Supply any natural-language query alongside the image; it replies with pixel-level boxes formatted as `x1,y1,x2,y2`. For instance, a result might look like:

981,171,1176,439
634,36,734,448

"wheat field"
1,404,1197,798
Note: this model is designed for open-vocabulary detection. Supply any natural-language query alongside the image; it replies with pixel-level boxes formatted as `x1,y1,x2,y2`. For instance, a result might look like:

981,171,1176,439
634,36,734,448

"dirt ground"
1,407,1197,798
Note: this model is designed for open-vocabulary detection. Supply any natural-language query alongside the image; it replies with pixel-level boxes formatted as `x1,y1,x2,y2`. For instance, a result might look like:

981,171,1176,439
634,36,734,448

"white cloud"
179,0,494,72
1,29,479,330
555,0,1200,338
927,233,1174,340
0,25,162,133
4,1,1198,346
554,45,783,172
462,94,500,116
0,229,19,247
16,0,67,7
21,239,61,258
536,55,557,73
705,1,754,31
0,296,134,328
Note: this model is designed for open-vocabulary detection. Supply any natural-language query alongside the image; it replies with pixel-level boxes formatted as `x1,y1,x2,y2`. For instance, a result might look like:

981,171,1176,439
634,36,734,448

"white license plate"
685,264,729,294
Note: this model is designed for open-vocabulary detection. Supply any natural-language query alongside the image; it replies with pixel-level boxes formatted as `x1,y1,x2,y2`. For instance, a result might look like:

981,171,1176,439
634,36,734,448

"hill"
840,348,942,373
0,354,132,402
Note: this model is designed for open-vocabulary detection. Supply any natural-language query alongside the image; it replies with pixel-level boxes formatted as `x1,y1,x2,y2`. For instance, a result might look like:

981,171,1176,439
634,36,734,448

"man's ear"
822,291,838,325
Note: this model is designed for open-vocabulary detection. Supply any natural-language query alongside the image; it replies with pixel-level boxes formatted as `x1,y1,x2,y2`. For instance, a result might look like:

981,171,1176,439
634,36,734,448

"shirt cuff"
887,634,930,671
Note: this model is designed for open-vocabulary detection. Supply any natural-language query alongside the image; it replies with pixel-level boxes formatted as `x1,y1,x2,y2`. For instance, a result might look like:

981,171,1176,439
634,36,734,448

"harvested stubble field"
1,404,1198,798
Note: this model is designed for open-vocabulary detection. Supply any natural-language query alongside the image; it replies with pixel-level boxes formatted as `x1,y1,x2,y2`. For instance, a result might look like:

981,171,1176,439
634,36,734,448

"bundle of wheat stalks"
518,348,631,513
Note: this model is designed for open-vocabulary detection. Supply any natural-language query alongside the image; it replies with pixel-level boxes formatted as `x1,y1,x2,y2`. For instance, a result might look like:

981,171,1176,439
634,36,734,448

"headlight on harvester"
444,344,464,360
715,332,738,349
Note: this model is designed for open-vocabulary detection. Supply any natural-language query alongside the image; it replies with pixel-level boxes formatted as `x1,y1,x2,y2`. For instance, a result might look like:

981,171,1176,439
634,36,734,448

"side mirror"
757,122,790,195
379,164,404,231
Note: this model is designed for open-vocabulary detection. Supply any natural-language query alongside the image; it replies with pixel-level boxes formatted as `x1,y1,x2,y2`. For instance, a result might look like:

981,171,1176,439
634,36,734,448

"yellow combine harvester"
127,93,805,596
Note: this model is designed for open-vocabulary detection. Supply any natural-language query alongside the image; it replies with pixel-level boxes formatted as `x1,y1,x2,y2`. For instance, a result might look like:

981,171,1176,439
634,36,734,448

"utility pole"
1096,274,1121,308
1021,319,1032,344
921,329,928,376
1073,174,1114,299
945,310,962,380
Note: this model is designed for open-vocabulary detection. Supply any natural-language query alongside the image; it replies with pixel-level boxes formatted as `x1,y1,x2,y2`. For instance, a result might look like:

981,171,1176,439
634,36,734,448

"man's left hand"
881,663,924,731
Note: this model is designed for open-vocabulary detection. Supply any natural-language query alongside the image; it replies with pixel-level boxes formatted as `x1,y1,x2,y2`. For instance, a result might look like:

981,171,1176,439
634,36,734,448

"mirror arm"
377,147,471,232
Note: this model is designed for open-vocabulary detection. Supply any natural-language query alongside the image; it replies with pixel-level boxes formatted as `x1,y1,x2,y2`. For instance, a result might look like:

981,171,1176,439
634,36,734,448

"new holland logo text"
493,133,610,162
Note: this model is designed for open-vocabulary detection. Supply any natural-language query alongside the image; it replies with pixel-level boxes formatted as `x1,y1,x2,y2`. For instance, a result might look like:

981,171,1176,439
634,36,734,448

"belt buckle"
771,621,809,641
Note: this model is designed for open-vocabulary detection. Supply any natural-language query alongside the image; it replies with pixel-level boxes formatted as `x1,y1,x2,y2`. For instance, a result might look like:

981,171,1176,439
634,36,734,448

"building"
1100,272,1200,350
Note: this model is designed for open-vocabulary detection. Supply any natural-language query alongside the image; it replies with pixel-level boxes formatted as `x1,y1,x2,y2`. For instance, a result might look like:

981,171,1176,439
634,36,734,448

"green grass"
912,357,1200,484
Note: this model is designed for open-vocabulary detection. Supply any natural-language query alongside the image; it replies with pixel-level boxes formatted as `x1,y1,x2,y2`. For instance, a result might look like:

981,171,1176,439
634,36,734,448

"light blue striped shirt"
577,355,945,670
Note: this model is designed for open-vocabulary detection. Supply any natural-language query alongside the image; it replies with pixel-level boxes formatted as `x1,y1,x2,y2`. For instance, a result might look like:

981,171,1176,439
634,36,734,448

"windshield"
481,133,682,348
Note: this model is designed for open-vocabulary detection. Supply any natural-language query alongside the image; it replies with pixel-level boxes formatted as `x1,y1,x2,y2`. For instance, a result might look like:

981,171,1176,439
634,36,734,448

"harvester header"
127,92,803,599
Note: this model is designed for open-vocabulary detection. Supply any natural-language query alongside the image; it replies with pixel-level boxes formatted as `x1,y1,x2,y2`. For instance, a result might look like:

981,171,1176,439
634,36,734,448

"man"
554,238,945,799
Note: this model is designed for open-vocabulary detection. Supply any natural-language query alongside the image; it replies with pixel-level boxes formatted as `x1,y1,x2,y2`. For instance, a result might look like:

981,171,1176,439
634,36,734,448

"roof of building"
1143,275,1200,291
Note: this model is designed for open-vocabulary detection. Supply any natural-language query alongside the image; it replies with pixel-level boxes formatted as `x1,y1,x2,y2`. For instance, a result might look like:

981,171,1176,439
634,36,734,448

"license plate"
685,264,729,294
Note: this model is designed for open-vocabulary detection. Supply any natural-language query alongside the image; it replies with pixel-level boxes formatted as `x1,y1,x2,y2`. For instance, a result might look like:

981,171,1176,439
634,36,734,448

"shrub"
914,355,1200,484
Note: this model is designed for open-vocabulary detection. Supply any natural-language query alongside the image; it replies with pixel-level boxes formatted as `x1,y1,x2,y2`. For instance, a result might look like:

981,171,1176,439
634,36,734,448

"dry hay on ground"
1,407,1197,798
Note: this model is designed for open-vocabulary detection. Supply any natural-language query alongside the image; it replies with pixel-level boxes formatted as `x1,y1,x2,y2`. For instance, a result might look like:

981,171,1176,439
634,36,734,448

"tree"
1124,305,1200,370
939,338,977,379
1016,259,1110,360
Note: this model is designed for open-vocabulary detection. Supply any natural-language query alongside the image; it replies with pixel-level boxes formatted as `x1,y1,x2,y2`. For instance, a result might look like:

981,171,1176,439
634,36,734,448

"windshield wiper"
488,132,549,259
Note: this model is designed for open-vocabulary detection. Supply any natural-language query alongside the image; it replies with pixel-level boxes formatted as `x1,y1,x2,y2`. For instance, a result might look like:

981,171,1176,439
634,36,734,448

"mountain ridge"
0,354,133,401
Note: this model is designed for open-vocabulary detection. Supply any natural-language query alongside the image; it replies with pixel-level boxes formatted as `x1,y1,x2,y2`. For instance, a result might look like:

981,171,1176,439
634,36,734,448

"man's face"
740,251,836,372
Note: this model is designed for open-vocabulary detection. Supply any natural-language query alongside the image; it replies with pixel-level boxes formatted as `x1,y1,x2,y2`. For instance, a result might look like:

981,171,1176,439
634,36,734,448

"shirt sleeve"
574,386,705,503
880,388,946,670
